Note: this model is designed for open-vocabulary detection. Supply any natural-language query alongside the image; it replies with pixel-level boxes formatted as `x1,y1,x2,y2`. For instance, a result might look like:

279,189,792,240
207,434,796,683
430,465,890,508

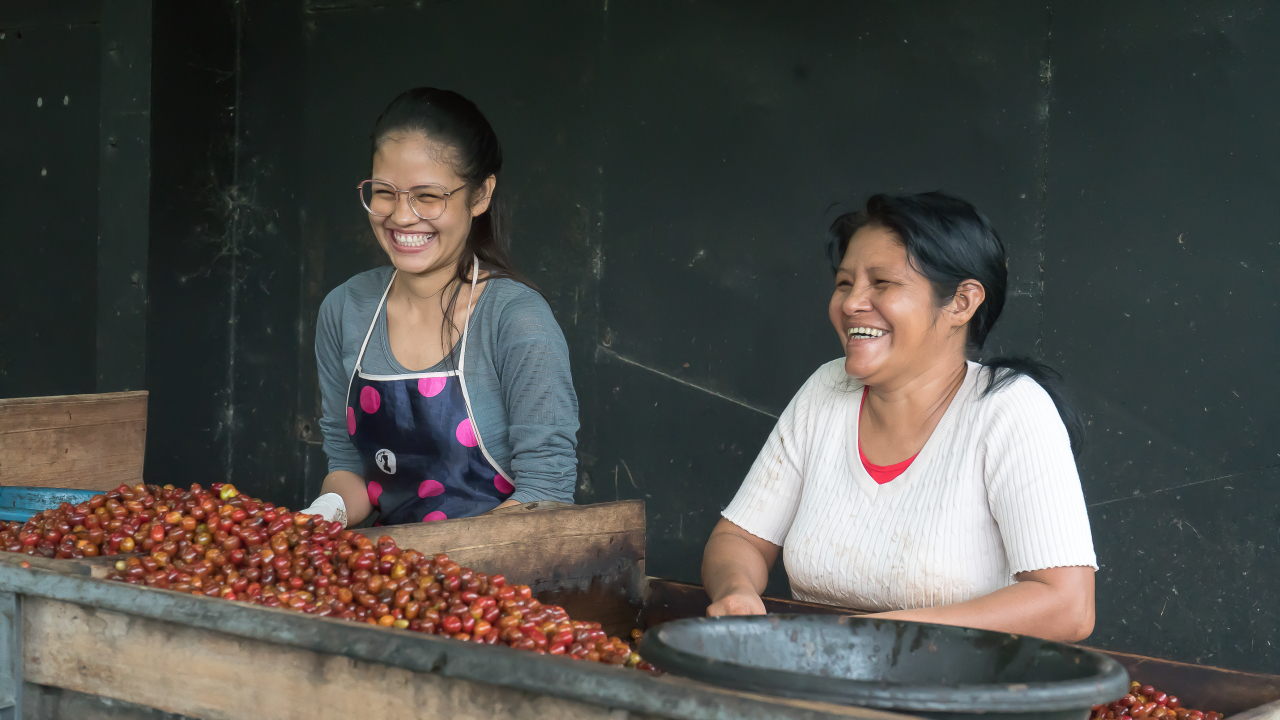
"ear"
469,174,497,217
946,279,986,328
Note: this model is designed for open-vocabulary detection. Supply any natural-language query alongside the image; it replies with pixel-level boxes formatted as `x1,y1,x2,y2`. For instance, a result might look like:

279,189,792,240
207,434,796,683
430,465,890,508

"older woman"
701,192,1096,642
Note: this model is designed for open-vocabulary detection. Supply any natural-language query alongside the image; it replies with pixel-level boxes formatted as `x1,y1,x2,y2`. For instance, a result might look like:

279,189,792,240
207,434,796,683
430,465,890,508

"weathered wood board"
0,562,921,720
22,596,661,720
1096,649,1280,717
0,392,147,491
355,500,647,637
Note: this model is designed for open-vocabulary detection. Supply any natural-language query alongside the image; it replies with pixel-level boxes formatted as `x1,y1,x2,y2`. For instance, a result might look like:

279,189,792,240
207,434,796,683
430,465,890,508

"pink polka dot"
418,376,447,398
423,511,447,522
367,480,382,506
359,386,381,414
346,407,356,435
455,418,478,447
494,474,514,494
418,479,445,498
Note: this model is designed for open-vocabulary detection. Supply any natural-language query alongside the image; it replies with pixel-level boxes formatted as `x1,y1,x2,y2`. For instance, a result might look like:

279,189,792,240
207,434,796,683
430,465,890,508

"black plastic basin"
638,615,1129,720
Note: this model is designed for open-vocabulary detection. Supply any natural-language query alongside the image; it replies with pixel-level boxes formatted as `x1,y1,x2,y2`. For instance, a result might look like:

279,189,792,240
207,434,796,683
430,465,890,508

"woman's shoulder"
484,278,561,333
320,267,394,315
968,363,1064,428
485,276,548,309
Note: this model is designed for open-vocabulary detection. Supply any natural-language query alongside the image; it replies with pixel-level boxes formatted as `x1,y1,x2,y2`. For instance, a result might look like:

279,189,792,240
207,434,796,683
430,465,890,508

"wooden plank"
21,596,661,720
0,554,93,578
1088,648,1280,717
18,593,916,720
0,392,147,491
356,500,647,637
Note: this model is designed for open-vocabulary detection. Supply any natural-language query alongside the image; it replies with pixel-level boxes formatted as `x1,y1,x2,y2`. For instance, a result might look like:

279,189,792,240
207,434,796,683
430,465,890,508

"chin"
842,353,885,383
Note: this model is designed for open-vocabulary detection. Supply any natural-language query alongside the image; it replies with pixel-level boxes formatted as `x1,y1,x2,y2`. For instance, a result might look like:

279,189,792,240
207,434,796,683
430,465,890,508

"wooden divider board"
22,596,665,720
353,500,647,636
0,391,147,491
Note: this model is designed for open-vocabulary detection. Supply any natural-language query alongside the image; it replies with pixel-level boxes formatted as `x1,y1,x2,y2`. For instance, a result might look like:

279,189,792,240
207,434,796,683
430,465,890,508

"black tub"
638,615,1129,720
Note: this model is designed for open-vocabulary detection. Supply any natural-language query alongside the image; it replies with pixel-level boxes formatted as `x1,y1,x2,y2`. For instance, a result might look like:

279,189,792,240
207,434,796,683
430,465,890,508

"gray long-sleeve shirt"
316,267,579,504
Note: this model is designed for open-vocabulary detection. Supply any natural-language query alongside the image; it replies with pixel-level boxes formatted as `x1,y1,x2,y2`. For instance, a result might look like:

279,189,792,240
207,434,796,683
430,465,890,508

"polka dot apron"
345,258,514,525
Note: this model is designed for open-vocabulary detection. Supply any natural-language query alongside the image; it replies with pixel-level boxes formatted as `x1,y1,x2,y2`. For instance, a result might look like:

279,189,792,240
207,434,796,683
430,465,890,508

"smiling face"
828,224,979,388
368,132,493,277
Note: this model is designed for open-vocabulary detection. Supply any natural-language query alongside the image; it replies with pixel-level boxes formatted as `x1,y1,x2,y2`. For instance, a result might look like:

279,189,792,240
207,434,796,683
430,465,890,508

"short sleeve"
722,365,835,546
983,377,1097,575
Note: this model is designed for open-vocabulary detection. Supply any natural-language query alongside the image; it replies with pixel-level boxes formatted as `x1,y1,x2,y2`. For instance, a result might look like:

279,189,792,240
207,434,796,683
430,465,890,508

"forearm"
869,574,1094,642
320,470,373,525
702,532,771,602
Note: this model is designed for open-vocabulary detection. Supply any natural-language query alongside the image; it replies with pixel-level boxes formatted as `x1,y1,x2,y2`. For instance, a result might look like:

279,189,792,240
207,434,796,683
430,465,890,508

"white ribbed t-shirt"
722,359,1097,611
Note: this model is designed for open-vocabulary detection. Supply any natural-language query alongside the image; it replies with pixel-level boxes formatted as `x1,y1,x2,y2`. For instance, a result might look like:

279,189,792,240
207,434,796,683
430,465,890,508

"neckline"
845,361,980,502
379,275,497,374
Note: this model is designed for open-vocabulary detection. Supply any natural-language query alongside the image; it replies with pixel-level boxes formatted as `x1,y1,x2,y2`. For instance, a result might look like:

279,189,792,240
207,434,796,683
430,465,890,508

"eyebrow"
865,266,908,277
370,178,448,190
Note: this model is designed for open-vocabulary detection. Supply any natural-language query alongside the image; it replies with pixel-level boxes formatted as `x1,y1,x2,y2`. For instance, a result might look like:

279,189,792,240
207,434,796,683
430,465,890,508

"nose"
390,191,419,225
841,280,873,316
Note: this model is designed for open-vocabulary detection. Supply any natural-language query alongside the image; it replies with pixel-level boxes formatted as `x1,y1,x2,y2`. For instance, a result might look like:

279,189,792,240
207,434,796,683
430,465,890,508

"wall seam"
226,0,245,483
1033,1,1054,360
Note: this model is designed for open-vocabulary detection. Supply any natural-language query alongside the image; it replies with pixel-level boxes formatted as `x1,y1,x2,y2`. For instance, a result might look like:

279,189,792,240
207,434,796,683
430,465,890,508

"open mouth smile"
390,230,437,251
847,326,887,340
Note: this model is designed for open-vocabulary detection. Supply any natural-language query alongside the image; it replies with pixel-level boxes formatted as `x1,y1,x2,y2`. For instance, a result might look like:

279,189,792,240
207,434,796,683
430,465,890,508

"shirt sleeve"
494,290,579,504
316,285,365,477
721,366,829,546
983,377,1098,575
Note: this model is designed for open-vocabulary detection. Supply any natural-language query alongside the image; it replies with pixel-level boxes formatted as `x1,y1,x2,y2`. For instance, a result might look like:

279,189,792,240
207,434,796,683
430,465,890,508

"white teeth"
393,231,435,247
847,327,885,338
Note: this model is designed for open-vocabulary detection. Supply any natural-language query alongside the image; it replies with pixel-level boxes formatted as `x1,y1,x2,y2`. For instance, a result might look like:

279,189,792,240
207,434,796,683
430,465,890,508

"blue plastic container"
0,486,102,523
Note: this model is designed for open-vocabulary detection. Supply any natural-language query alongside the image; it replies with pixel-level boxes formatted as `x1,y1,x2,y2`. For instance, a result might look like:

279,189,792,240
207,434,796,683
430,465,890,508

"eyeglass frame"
357,179,469,221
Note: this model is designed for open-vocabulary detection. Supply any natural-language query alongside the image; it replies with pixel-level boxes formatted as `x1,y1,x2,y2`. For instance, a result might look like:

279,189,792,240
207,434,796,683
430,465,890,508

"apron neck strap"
347,269,397,400
457,255,480,374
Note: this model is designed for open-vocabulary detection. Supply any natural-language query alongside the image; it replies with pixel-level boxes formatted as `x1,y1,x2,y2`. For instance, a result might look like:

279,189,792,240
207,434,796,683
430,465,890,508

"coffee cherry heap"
1090,681,1220,720
5,482,655,671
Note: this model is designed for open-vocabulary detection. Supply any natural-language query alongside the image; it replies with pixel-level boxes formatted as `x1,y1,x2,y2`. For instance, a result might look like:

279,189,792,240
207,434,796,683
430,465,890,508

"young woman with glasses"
301,88,578,528
700,192,1097,642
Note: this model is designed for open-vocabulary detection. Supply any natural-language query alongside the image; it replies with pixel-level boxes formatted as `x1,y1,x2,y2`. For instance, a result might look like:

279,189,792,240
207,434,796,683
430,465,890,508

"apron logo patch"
375,449,397,475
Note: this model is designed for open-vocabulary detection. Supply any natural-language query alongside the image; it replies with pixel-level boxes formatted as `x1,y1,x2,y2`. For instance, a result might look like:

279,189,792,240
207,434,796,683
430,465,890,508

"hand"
301,493,348,527
707,590,767,617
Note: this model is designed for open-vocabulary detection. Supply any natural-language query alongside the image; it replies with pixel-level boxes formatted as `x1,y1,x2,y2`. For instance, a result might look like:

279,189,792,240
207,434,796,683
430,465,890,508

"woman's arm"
869,566,1095,642
702,519,782,616
311,285,375,525
700,365,834,616
316,470,375,525
494,290,579,504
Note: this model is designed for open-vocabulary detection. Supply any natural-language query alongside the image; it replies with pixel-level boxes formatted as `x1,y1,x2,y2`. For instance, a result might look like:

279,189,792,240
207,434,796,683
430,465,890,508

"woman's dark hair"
826,192,1084,456
371,87,538,367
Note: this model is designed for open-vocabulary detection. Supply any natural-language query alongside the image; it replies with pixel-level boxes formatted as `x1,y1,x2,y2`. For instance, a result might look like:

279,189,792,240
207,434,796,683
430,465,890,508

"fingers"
706,592,767,617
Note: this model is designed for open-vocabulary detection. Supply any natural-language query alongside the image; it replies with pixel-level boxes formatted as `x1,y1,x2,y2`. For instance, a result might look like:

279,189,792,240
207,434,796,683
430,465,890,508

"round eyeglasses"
357,179,467,221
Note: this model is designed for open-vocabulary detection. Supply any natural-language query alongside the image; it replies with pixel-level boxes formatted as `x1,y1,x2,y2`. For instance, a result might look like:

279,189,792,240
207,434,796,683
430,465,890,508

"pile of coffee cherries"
0,491,153,558
1091,681,1220,720
6,482,654,670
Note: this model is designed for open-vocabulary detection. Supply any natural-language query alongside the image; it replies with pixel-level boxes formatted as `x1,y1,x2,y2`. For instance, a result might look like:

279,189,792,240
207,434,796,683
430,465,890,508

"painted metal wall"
0,2,102,398
2,0,1276,675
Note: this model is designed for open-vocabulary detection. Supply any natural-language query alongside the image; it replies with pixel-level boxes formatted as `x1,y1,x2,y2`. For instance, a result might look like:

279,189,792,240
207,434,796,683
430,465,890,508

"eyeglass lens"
361,180,449,220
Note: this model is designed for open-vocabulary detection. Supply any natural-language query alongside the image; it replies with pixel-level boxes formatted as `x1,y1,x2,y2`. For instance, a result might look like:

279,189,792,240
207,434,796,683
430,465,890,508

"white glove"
302,493,348,528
